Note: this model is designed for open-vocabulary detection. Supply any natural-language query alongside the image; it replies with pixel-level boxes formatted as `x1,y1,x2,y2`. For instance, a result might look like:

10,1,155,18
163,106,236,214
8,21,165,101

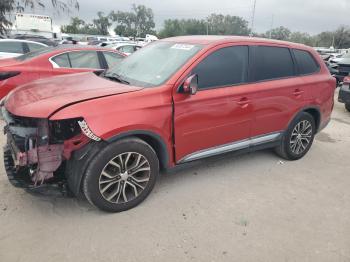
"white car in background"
106,42,142,56
0,39,48,59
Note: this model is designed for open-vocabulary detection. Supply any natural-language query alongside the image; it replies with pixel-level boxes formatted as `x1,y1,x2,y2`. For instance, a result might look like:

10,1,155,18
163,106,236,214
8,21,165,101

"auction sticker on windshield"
171,44,195,51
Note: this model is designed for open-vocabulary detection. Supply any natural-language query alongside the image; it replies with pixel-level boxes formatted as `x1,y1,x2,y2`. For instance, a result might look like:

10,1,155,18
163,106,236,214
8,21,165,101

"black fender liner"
65,141,107,196
66,130,170,196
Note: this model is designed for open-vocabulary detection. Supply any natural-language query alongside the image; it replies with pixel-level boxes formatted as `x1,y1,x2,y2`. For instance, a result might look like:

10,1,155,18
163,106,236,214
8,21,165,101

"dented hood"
5,72,143,118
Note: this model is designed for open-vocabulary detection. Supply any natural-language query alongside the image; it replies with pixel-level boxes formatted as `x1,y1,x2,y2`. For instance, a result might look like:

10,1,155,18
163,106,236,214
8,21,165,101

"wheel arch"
303,107,321,132
288,106,321,132
106,130,171,171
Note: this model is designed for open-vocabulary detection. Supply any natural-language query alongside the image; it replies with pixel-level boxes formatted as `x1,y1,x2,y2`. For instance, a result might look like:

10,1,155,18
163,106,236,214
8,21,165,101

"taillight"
0,71,21,81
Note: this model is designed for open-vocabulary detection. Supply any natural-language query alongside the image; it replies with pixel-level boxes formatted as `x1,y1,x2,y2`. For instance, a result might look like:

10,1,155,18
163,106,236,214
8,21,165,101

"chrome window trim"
178,132,283,163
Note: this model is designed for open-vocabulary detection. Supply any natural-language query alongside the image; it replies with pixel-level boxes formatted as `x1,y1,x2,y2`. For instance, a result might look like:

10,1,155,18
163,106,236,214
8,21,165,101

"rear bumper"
338,85,350,104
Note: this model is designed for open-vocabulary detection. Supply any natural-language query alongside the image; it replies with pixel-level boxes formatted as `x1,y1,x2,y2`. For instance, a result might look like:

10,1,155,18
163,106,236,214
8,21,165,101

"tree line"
1,1,350,48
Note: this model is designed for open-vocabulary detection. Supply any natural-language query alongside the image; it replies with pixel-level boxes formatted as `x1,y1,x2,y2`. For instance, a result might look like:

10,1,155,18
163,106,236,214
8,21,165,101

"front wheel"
275,112,316,160
83,137,159,212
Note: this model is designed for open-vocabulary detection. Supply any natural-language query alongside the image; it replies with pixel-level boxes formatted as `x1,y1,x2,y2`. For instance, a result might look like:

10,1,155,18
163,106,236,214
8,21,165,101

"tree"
110,4,155,37
93,11,111,35
264,26,291,40
159,19,206,38
61,17,85,34
333,26,350,49
313,31,334,47
0,0,79,35
289,31,314,46
0,0,16,35
159,14,250,38
207,14,250,36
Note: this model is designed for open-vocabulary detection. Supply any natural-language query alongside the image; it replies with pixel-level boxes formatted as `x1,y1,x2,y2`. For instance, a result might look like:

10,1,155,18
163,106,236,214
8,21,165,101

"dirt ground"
0,93,349,262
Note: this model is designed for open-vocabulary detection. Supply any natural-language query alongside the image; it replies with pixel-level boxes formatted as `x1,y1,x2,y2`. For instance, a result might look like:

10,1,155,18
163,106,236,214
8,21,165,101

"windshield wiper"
103,72,130,85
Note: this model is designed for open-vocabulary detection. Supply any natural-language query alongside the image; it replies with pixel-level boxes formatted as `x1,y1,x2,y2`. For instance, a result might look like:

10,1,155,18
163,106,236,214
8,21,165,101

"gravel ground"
0,93,349,262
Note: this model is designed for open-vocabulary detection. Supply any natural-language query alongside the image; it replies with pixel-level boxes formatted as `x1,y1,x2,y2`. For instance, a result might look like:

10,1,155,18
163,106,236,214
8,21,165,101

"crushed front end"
2,107,94,196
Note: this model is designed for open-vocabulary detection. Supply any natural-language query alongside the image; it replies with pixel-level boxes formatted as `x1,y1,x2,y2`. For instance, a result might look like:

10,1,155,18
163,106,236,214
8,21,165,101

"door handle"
293,89,304,96
237,97,250,107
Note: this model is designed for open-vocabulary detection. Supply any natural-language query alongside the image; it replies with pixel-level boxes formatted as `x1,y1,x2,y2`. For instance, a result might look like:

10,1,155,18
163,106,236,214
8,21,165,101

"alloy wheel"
98,152,151,204
289,120,313,155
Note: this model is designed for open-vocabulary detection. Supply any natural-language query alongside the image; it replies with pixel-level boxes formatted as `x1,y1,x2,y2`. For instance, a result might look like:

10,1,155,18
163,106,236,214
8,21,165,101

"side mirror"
182,74,198,95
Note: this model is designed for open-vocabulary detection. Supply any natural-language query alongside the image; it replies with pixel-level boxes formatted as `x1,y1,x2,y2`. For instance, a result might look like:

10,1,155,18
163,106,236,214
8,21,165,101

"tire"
275,112,316,161
83,137,159,212
345,104,350,112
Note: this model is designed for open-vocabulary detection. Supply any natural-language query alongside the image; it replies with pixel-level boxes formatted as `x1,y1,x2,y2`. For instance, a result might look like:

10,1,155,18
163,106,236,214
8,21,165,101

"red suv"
2,36,335,212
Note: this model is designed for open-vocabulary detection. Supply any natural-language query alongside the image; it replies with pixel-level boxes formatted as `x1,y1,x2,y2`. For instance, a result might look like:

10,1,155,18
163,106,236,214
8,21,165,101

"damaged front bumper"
2,107,95,196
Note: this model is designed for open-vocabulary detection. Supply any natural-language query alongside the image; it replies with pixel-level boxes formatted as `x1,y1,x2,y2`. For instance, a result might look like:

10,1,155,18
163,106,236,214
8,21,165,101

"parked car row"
316,48,350,85
0,36,336,212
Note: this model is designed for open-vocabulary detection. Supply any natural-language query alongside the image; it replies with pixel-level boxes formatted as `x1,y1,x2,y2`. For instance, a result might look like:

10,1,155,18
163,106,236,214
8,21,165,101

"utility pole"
250,0,257,36
269,14,274,38
206,19,209,35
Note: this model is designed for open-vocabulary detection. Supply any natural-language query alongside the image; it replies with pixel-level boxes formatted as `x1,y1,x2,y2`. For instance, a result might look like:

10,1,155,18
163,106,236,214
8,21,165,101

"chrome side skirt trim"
178,132,282,163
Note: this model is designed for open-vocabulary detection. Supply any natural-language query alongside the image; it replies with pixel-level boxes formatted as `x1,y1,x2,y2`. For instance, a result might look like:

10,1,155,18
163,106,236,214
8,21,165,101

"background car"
331,52,350,83
12,34,57,46
338,74,350,112
0,45,125,99
106,42,142,55
0,39,48,59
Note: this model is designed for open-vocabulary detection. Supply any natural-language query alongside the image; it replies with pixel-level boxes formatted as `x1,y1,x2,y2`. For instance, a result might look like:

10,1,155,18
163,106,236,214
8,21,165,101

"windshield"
105,41,202,87
16,47,53,61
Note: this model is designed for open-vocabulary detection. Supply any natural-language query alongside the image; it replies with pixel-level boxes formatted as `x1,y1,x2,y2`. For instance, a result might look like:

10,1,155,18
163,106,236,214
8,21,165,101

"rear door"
173,45,253,162
249,45,305,137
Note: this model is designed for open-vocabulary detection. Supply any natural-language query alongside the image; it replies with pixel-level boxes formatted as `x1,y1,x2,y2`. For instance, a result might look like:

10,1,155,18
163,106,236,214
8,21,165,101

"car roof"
0,39,48,46
108,42,140,47
161,35,309,49
45,45,122,52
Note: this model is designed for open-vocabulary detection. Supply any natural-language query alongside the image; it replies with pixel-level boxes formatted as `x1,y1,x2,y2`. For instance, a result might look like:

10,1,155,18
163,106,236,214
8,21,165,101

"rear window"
253,46,295,81
293,49,320,75
51,53,70,68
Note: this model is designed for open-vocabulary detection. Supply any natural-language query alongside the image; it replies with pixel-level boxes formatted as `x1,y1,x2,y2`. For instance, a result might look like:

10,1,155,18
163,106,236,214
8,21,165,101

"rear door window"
192,46,249,89
293,49,320,75
0,41,24,54
68,51,101,69
252,46,295,81
51,53,71,68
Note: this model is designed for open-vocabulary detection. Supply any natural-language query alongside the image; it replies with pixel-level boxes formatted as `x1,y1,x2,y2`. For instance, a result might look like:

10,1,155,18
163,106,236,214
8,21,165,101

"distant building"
13,13,53,38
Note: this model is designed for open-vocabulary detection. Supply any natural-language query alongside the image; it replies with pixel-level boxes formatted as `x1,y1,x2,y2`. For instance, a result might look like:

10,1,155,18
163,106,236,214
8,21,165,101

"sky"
21,0,350,35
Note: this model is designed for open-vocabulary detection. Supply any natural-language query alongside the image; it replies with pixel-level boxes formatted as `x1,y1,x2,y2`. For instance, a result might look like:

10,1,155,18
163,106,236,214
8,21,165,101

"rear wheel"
345,103,350,112
83,137,159,212
275,112,316,160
